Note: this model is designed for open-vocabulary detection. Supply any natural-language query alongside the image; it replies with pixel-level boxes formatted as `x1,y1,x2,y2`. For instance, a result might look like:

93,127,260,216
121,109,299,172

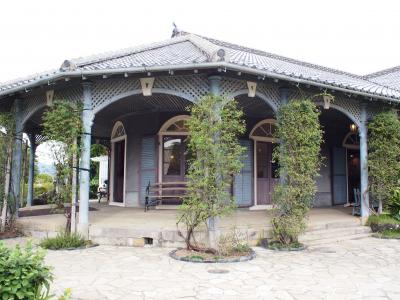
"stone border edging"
169,248,256,263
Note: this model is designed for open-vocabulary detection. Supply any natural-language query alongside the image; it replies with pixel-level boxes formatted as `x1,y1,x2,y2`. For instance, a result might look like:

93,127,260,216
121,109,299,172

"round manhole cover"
208,269,230,274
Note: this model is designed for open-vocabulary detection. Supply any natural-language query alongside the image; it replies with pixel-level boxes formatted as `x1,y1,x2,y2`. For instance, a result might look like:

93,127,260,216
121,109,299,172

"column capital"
81,81,93,88
278,86,290,106
208,76,222,96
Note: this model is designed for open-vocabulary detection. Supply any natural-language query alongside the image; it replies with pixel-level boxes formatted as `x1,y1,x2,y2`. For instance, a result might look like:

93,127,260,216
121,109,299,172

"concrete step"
300,226,371,242
306,219,361,231
303,232,372,247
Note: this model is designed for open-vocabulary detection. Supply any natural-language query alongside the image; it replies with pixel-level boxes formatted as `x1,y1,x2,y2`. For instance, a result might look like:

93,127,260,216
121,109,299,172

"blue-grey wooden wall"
140,136,157,204
332,147,347,205
234,139,253,207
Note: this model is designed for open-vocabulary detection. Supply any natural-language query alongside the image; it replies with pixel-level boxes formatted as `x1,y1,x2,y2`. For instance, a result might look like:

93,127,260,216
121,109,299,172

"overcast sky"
1,0,400,84
2,0,400,164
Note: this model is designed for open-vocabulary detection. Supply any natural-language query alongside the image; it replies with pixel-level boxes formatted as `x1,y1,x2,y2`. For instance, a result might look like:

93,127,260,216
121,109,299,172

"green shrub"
375,229,400,239
39,231,87,250
367,214,400,232
0,241,53,300
368,111,400,212
271,99,323,245
89,180,98,200
388,188,400,221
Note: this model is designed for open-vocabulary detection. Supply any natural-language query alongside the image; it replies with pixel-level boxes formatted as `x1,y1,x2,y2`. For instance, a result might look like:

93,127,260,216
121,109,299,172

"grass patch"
39,231,88,250
367,214,400,226
373,229,400,239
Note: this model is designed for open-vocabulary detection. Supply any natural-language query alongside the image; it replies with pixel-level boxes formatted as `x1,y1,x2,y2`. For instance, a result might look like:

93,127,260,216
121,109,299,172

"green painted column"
78,82,94,238
359,103,370,220
11,98,23,216
207,75,222,249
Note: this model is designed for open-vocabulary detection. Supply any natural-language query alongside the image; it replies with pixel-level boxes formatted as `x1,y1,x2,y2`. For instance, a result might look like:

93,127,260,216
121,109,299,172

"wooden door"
113,139,125,203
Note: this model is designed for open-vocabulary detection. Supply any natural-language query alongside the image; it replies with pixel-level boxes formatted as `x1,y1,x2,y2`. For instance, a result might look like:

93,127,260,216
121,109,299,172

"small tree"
177,95,245,253
368,110,400,214
42,100,82,232
272,99,323,246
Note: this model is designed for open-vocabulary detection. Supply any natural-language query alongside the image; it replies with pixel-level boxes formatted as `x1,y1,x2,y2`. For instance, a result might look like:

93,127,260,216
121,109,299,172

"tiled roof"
1,31,400,101
364,66,400,91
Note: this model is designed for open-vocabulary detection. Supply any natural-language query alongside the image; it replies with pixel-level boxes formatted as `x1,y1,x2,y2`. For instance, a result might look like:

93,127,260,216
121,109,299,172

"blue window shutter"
140,136,157,204
234,139,253,207
332,147,347,205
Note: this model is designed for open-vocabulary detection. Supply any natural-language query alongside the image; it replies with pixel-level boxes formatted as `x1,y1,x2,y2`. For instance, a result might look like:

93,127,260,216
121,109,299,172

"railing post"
78,82,93,238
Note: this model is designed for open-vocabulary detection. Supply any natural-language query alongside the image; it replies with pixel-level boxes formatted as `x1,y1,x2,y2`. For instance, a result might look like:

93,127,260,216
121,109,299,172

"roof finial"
171,22,180,38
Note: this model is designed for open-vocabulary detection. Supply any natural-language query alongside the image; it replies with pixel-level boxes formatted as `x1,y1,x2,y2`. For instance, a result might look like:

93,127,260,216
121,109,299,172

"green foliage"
177,95,246,252
368,111,400,211
90,144,108,186
367,214,400,226
34,174,54,198
42,101,82,222
90,179,98,199
39,231,87,250
271,99,323,245
0,241,53,300
388,188,400,221
0,112,15,214
374,229,400,239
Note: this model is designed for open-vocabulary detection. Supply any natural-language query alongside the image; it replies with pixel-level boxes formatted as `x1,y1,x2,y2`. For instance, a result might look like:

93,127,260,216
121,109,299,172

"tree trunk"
378,199,383,214
1,146,12,232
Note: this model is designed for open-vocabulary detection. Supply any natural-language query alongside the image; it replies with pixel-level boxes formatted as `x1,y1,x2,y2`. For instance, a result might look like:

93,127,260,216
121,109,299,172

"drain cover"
208,269,229,274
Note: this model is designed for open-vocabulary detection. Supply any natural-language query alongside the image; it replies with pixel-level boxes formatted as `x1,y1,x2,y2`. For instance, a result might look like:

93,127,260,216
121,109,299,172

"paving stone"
2,237,400,299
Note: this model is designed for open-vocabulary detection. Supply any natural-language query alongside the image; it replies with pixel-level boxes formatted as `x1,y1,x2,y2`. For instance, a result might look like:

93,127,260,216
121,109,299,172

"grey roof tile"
1,31,400,101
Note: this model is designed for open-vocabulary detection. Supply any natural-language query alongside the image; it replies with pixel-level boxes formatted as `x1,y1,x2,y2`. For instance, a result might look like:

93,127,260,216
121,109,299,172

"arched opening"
158,115,190,185
342,130,360,205
110,121,127,205
318,108,360,208
250,119,279,207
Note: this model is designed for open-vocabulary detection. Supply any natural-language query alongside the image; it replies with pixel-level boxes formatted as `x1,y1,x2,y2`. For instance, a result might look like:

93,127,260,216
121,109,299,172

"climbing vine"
42,100,82,231
271,99,323,246
177,95,245,253
0,112,15,232
368,110,400,214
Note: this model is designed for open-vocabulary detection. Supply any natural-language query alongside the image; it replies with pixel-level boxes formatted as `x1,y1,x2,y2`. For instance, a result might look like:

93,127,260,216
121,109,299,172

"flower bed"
170,248,256,263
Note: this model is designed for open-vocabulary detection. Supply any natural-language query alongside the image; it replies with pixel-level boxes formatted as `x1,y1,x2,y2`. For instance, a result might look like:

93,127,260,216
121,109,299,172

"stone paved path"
3,237,400,300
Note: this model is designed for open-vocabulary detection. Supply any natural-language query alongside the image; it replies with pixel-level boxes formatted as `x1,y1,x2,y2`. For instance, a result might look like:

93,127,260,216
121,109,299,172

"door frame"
110,121,127,206
249,119,277,209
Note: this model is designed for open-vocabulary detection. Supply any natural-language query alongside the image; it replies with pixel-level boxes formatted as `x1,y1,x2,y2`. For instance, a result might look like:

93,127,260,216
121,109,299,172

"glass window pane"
163,137,182,176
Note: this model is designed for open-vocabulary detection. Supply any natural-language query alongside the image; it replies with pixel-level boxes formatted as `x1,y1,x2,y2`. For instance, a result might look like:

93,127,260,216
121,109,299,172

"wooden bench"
145,181,187,211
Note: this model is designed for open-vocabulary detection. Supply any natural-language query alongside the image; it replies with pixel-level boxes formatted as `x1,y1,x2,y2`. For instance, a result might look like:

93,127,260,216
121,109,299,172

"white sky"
2,0,400,164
